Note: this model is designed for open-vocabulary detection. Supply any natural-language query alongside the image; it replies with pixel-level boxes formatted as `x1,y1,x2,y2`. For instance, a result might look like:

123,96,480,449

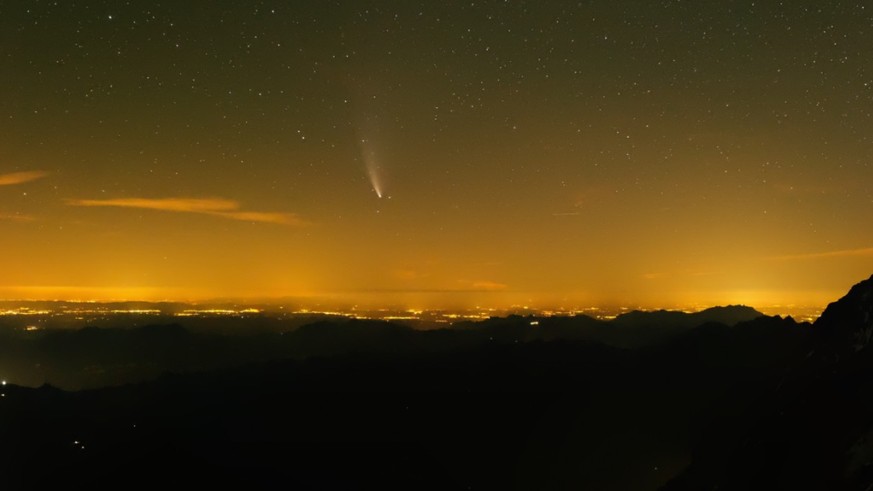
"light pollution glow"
1,2,872,318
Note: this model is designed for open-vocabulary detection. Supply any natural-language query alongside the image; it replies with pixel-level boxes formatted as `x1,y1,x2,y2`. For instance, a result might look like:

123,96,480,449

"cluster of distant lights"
175,308,261,317
0,303,824,324
0,307,255,316
1,305,518,321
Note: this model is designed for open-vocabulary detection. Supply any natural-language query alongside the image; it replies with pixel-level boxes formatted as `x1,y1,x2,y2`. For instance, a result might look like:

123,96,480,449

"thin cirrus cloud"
768,247,873,261
468,280,509,291
0,170,48,186
0,212,35,222
67,197,305,226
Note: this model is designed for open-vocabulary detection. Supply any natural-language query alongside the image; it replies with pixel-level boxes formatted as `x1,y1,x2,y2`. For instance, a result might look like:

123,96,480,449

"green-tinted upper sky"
1,1,872,313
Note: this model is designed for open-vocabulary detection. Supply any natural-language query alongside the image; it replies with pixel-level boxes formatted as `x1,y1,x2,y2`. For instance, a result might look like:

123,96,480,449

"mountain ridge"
3,276,872,490
663,274,873,491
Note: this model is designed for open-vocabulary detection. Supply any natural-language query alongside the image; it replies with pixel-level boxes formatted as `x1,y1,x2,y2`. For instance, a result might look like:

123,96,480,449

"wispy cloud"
474,281,507,290
0,212,35,222
217,211,305,226
0,171,48,186
67,197,305,226
768,247,873,261
467,280,509,291
71,197,238,213
393,269,429,281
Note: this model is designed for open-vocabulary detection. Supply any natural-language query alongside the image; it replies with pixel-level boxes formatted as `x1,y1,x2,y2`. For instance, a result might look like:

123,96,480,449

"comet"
368,165,383,198
360,138,384,198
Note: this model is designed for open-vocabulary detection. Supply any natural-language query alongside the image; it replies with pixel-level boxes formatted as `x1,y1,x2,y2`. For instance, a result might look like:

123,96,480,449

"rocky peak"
814,274,873,354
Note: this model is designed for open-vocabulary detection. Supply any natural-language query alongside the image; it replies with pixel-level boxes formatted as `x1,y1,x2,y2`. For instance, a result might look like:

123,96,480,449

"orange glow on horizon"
0,278,853,320
1,2,871,319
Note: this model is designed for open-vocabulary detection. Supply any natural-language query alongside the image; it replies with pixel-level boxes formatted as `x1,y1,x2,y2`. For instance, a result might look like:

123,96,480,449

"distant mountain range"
1,303,766,389
613,305,765,329
2,276,873,490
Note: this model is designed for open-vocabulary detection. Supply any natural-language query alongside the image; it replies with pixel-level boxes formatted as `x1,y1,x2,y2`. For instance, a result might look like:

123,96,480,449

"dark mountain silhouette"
452,305,764,350
813,273,873,360
2,279,871,490
663,274,873,491
0,305,768,390
608,305,766,348
0,341,633,490
613,305,764,329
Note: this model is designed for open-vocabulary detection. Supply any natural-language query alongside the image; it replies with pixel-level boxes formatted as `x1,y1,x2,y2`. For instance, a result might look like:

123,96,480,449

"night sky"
1,1,872,313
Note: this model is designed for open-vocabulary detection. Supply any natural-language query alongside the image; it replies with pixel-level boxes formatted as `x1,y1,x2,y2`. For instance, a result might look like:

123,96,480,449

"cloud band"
68,197,304,226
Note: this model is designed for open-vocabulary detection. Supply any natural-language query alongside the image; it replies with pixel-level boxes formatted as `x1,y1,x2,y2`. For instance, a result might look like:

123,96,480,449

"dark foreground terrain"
2,276,873,490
